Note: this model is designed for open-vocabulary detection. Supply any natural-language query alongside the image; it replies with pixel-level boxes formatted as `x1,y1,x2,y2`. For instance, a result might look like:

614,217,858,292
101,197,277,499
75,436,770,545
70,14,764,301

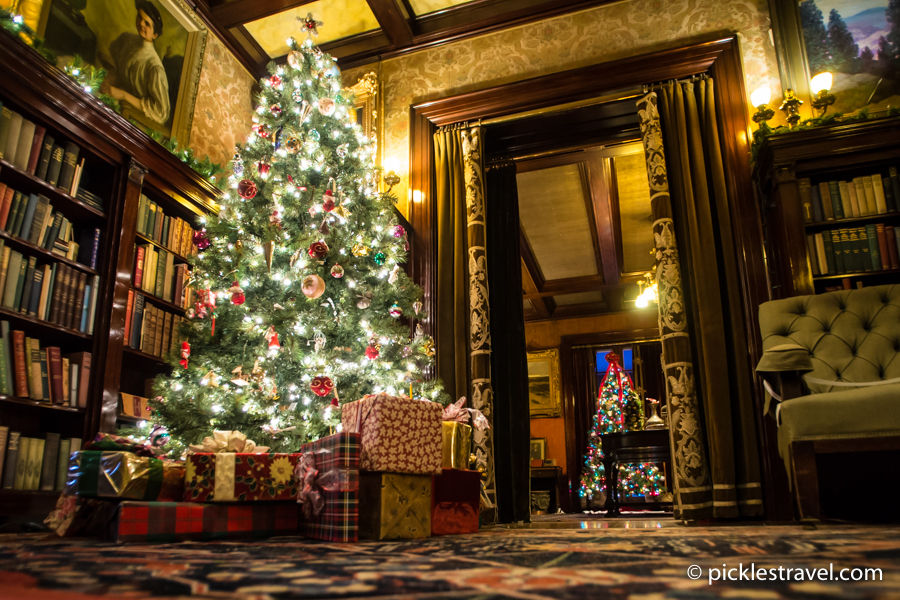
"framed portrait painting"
36,0,207,141
528,349,561,418
770,0,899,116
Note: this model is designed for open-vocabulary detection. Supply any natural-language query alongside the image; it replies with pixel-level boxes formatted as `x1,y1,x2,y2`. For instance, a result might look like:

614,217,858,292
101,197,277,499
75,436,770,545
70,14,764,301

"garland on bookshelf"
0,9,223,184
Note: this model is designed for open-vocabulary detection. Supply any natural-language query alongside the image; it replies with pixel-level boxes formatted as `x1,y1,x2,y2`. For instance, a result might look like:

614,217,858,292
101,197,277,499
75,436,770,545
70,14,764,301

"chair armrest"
756,343,812,417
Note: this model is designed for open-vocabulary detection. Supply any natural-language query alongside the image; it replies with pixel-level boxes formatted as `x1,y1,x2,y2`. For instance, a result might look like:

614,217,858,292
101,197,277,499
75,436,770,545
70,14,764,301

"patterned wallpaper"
342,0,781,217
188,34,257,173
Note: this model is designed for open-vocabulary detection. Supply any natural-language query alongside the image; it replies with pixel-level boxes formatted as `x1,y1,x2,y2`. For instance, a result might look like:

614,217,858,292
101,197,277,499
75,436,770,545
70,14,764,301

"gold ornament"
422,336,435,357
202,370,220,388
231,365,249,386
250,359,265,384
263,241,274,272
333,205,351,219
352,243,370,257
290,248,304,268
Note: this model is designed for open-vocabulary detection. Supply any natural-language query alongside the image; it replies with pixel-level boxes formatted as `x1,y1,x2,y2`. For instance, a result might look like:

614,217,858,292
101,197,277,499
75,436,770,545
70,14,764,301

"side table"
599,429,673,516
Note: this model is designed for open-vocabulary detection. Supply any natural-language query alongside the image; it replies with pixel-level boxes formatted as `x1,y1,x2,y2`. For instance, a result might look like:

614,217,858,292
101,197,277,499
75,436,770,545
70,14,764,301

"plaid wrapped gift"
341,393,442,475
184,453,300,502
297,432,359,542
65,451,184,501
432,469,481,535
112,501,302,543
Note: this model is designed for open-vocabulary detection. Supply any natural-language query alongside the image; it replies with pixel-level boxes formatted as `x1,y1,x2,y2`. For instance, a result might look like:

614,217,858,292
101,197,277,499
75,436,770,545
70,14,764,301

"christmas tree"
579,353,664,505
144,17,445,455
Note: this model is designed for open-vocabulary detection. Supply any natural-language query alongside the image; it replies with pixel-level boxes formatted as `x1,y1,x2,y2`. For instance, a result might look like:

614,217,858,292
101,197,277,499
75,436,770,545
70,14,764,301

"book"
12,436,30,489
131,292,145,348
119,392,151,418
12,330,27,397
2,251,22,309
39,432,60,491
18,256,36,314
846,180,861,217
48,263,66,325
819,182,835,220
26,264,43,317
890,167,900,211
55,438,71,491
836,180,853,218
0,321,11,395
12,119,35,171
141,304,155,353
25,437,44,490
155,249,168,299
0,108,15,159
18,193,39,243
2,431,19,488
857,227,871,272
11,252,27,312
29,338,42,401
0,427,6,489
87,275,99,334
872,174,887,215
45,144,65,187
885,176,896,213
77,228,100,269
7,191,27,237
161,311,173,356
70,158,85,196
830,229,844,274
809,234,821,273
43,212,63,251
876,224,891,271
37,264,52,320
71,271,87,331
2,111,23,163
847,228,862,273
68,361,78,407
862,176,878,215
63,352,90,408
886,226,900,270
47,346,64,404
144,247,158,293
25,125,45,174
57,142,80,192
798,178,813,223
61,356,69,404
866,224,881,271
162,251,175,302
124,289,135,345
153,307,165,356
134,245,146,288
0,184,14,230
80,281,90,332
34,134,55,180
0,246,9,303
69,437,82,453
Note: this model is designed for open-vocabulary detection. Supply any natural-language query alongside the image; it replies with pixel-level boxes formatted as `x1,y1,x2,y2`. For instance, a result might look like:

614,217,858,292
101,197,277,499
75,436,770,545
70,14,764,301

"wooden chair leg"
791,440,821,521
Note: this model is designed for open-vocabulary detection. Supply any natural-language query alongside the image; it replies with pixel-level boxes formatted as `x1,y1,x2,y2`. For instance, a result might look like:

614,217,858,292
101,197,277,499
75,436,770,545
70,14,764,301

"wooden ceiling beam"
366,0,414,46
586,155,621,285
524,274,642,299
210,0,318,29
578,162,605,284
520,233,552,318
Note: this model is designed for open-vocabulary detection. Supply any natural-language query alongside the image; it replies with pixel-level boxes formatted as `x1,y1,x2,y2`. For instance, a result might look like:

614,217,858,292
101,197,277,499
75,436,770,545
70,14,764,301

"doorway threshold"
500,512,680,529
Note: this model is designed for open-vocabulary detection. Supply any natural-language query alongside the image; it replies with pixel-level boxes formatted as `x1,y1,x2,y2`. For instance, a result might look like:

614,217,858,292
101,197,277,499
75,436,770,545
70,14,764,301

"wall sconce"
750,86,774,131
382,158,401,193
635,272,659,308
810,72,836,117
780,89,803,129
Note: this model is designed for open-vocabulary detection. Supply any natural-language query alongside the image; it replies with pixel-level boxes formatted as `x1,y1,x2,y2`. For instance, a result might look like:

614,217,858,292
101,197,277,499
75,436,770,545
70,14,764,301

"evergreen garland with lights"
144,31,447,456
579,353,664,505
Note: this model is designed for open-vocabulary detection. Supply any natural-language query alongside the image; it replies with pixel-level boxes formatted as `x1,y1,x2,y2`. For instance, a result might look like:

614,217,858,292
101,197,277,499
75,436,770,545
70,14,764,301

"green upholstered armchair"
757,284,900,520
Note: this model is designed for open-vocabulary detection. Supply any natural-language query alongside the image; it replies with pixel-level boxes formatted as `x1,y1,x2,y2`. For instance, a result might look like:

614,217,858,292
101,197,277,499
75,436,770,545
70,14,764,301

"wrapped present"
341,393,442,474
45,494,119,538
296,431,359,542
432,469,481,535
185,453,299,502
188,430,269,454
359,472,431,540
113,501,302,543
65,451,184,501
441,422,472,469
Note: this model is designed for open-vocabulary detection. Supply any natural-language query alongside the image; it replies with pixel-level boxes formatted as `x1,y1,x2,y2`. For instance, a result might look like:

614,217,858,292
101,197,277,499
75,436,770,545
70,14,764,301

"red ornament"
322,190,335,212
229,281,245,305
393,225,406,238
180,342,190,369
251,123,270,138
331,397,339,407
257,162,270,177
192,229,210,251
310,376,334,397
269,74,282,87
308,241,328,259
266,326,280,350
365,344,380,360
238,179,258,199
270,104,282,116
270,210,283,230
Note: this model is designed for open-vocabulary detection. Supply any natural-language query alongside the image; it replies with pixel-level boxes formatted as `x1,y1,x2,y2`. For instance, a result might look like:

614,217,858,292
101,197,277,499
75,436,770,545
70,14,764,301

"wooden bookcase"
0,33,218,517
754,117,900,299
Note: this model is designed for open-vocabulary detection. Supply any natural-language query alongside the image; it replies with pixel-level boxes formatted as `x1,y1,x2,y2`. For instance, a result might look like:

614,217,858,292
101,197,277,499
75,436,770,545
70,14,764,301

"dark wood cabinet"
754,118,900,299
0,32,217,517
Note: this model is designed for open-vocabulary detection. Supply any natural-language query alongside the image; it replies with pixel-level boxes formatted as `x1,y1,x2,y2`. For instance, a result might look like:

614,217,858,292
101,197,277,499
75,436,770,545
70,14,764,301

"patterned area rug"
1,524,899,599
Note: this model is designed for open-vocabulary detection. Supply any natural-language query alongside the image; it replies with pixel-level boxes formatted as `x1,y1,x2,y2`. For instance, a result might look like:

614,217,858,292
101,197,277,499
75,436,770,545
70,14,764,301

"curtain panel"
637,82,763,520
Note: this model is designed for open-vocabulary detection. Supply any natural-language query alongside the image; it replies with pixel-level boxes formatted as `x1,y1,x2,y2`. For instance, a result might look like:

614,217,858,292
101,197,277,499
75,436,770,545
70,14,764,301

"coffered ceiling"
193,0,618,73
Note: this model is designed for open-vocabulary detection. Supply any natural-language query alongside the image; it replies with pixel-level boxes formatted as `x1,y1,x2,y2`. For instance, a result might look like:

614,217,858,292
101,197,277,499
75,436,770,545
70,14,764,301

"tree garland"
148,132,226,183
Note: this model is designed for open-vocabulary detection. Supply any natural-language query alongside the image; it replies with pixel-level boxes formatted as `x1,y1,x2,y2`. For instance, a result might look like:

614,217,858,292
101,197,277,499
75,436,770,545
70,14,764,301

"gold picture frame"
528,349,561,418
347,72,378,150
529,438,546,461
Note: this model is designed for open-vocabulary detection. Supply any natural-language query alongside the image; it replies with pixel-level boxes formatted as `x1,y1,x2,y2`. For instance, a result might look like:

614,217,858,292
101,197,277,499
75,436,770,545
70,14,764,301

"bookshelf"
0,31,217,517
754,117,900,299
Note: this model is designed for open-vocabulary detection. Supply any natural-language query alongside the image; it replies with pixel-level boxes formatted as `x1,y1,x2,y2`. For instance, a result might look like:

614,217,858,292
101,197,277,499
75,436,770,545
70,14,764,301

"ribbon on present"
188,430,270,454
441,397,490,431
85,433,161,457
295,451,356,519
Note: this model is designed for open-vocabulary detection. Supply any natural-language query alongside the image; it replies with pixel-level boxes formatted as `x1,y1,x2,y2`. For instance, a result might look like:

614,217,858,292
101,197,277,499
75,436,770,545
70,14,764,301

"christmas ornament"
229,281,245,305
257,161,270,176
333,204,351,219
290,248,304,268
263,241,274,272
365,341,381,360
196,288,217,335
413,300,423,314
284,137,301,154
292,89,305,104
186,307,195,319
180,341,190,368
201,370,220,387
238,179,258,199
389,303,402,318
192,229,210,251
389,265,400,284
318,220,330,235
266,326,281,350
250,360,265,384
393,225,406,238
401,346,412,358
330,264,344,278
269,74,282,88
374,252,386,265
308,241,328,260
302,12,323,38
287,50,303,70
270,210,283,230
301,274,326,299
322,190,335,212
252,123,270,138
317,97,335,116
231,365,249,386
314,331,326,353
310,376,334,397
422,336,435,357
356,292,373,309
232,153,244,177
150,424,170,447
270,104,282,116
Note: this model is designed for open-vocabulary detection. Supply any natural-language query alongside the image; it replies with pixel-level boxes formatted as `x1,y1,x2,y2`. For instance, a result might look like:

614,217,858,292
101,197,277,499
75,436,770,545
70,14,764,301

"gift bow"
441,397,490,431
188,430,270,454
85,432,161,457
295,452,352,519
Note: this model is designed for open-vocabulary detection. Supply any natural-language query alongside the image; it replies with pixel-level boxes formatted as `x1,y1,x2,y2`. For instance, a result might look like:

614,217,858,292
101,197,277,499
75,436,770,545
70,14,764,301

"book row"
135,243,194,307
0,104,103,209
0,183,101,268
0,428,82,492
125,290,185,358
0,240,99,334
137,194,199,258
0,324,92,405
800,168,900,223
807,224,900,276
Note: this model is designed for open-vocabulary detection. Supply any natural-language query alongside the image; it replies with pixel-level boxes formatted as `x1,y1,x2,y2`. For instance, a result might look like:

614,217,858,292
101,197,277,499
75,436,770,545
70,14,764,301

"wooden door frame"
408,35,787,519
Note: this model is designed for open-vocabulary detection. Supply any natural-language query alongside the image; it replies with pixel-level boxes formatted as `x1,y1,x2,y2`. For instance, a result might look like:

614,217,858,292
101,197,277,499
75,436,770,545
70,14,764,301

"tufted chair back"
758,285,900,394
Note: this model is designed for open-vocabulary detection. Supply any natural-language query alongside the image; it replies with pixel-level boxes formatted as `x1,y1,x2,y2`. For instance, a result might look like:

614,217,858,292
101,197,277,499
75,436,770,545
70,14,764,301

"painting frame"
347,72,379,155
528,348,561,418
529,438,546,461
37,0,208,143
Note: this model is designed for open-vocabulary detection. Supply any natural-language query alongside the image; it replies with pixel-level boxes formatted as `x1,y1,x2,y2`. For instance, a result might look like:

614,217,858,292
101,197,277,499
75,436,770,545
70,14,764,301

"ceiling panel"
614,152,655,274
553,291,604,306
518,164,598,281
407,0,478,16
244,0,380,58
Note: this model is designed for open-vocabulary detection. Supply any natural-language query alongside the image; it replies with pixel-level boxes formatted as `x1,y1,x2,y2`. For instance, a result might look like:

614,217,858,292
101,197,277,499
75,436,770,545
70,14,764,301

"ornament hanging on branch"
232,153,244,177
330,264,344,278
373,252,386,265
365,340,381,360
317,97,335,117
269,74,282,88
352,244,369,257
356,291,373,309
238,179,258,199
231,365,249,386
287,51,303,70
314,331,326,353
195,289,217,335
263,241,274,272
310,375,333,397
413,300,423,315
257,161,270,177
389,303,402,318
229,281,245,305
270,210,283,230
301,274,326,299
201,370,220,387
192,229,210,251
308,241,329,261
180,342,190,369
150,424,170,448
422,336,436,358
249,360,265,385
388,265,400,284
266,326,281,350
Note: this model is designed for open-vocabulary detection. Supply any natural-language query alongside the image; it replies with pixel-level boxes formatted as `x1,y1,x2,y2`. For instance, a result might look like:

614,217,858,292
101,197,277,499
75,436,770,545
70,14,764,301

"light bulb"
635,295,649,309
749,86,771,107
810,72,833,94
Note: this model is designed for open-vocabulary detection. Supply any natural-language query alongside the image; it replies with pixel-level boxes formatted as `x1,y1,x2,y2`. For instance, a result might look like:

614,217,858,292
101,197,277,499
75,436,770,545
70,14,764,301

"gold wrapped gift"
358,473,431,540
441,421,473,470
65,451,185,501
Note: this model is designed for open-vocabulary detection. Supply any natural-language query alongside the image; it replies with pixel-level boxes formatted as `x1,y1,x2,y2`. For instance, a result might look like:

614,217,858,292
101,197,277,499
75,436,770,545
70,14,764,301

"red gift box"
341,393,442,475
113,501,302,543
184,453,300,502
297,431,359,542
431,469,481,535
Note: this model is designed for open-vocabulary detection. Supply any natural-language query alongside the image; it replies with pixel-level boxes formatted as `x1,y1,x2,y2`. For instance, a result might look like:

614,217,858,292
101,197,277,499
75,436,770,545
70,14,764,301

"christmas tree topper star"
299,12,323,38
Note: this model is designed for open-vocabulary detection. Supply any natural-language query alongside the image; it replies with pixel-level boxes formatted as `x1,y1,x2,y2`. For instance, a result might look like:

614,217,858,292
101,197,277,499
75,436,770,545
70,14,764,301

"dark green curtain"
656,78,763,518
485,161,531,523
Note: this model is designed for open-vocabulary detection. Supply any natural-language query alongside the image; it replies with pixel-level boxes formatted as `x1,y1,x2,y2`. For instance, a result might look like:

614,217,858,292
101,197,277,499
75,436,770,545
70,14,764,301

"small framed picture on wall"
530,438,546,461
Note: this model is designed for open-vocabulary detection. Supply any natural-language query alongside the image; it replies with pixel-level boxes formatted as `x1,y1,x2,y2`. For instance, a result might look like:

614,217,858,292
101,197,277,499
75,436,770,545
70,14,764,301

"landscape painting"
799,0,900,114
